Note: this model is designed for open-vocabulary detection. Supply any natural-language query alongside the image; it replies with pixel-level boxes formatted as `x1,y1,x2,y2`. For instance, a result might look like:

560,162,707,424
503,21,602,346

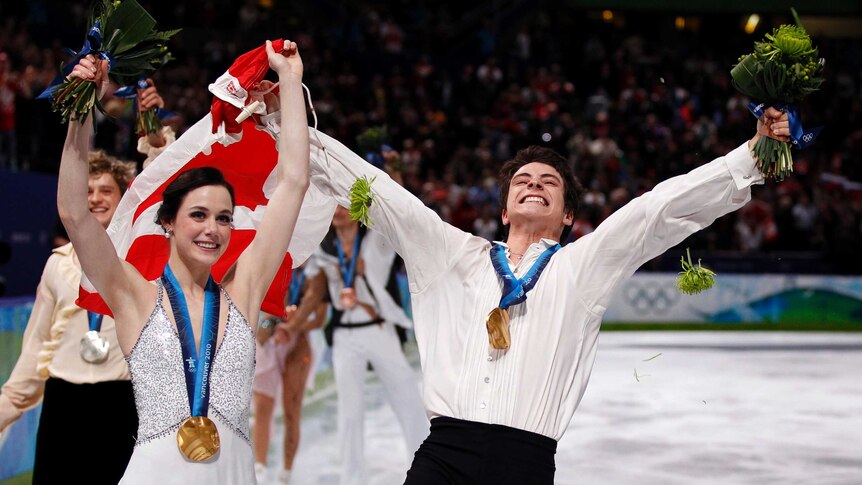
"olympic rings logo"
621,281,680,314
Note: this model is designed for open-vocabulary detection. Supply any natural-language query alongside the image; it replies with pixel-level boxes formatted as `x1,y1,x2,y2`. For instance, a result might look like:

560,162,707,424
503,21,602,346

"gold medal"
177,416,220,462
486,307,511,350
340,287,358,309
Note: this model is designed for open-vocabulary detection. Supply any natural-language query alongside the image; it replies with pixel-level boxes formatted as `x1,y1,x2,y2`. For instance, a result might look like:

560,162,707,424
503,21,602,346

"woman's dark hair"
156,167,236,227
498,145,583,241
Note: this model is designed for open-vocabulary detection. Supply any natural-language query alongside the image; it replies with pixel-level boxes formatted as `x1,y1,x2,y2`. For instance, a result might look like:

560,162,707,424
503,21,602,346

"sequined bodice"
126,282,255,446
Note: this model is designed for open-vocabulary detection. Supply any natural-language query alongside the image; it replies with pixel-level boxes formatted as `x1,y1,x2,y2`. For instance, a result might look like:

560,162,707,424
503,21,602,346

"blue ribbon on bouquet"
747,101,822,150
364,144,393,169
37,22,115,99
114,78,175,120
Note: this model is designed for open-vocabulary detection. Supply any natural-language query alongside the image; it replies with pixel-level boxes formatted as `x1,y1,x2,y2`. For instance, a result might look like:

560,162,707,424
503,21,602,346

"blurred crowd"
1,1,861,272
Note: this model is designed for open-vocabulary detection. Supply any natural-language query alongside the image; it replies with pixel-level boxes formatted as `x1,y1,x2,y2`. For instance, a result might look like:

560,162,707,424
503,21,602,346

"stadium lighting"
745,14,760,34
602,10,614,22
675,16,685,30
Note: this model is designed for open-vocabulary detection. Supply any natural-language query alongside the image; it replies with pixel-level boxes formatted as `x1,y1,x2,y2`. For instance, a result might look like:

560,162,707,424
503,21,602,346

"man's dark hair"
156,167,236,228
498,145,583,241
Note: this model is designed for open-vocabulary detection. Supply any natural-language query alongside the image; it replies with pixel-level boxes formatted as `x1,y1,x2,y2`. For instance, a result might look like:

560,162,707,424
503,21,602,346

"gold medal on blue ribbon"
177,416,220,462
488,243,560,350
162,264,221,463
486,307,511,350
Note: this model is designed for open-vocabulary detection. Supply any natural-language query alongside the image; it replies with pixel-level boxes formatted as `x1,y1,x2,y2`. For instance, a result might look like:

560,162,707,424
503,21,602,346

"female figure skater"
57,39,308,483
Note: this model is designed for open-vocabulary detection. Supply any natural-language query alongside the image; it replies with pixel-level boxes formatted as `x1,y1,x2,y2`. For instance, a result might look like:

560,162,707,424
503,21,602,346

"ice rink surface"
258,332,862,484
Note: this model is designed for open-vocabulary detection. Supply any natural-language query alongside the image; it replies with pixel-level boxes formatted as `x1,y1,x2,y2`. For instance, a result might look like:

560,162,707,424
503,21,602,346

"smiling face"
88,172,122,229
164,185,234,269
501,162,574,237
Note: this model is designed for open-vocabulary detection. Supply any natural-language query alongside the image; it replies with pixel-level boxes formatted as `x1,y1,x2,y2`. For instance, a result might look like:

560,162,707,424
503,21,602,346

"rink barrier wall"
2,272,861,479
603,273,862,323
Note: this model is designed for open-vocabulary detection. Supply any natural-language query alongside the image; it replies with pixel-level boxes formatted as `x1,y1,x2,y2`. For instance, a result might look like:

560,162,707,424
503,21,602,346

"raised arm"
56,56,149,322
308,132,472,293
571,108,790,310
136,78,176,168
231,40,310,321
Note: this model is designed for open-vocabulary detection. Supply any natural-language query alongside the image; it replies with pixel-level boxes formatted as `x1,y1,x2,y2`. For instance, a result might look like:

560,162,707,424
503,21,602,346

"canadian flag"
77,40,336,317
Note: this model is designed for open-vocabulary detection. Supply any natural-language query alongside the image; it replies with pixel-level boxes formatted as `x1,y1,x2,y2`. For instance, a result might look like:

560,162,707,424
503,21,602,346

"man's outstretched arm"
308,130,473,293
570,108,790,310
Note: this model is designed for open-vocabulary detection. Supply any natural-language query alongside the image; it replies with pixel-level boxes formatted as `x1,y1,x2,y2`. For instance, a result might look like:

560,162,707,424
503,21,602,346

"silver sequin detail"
126,282,255,446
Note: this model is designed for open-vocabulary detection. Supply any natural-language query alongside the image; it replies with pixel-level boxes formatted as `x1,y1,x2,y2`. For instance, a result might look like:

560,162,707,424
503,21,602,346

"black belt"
333,317,384,328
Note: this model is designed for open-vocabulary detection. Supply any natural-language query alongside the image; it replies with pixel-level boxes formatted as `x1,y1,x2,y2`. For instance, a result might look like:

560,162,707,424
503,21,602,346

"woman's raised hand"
266,39,302,80
69,55,109,99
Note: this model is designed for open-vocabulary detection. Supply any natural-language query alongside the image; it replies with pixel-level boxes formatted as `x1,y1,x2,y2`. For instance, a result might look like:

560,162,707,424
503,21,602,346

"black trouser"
33,377,138,485
404,416,557,485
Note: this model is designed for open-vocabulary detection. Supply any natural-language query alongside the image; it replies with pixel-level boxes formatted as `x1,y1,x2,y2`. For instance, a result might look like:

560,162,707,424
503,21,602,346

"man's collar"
493,238,559,253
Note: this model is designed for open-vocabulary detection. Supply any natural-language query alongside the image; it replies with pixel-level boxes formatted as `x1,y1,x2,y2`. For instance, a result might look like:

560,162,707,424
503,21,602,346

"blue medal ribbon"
288,268,306,306
38,21,115,99
87,311,104,332
161,265,220,418
335,234,362,288
747,101,822,150
490,243,560,310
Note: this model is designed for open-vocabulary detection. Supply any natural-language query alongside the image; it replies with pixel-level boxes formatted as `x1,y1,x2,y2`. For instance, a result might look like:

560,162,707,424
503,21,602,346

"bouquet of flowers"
39,0,179,123
730,9,824,180
356,125,401,170
114,78,173,136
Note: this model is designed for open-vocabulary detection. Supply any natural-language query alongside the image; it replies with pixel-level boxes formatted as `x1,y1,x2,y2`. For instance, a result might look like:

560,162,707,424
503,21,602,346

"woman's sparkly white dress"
119,281,256,484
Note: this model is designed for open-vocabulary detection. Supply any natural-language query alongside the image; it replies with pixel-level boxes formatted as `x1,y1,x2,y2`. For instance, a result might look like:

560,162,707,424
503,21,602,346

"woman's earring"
164,228,173,238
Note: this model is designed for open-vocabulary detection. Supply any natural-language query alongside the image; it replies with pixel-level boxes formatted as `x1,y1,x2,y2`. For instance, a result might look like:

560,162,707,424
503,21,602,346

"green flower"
767,25,813,58
675,248,716,295
348,176,376,227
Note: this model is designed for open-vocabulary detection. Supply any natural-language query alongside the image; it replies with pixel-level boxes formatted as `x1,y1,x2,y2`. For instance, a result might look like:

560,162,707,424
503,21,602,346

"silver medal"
80,330,110,364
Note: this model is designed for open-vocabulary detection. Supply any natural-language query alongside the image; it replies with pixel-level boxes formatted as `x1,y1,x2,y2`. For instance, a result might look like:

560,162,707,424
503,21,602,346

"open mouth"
520,195,548,206
90,207,109,213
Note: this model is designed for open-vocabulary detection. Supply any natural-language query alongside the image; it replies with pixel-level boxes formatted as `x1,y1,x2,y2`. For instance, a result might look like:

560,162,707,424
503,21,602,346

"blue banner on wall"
0,170,58,298
604,273,862,323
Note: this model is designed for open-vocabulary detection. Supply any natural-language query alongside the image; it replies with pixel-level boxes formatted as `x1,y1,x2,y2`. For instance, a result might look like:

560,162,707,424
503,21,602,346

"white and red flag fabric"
77,39,336,317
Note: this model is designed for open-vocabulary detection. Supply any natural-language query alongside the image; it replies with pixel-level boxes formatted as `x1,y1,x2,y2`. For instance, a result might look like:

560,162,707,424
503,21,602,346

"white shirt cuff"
725,141,764,191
